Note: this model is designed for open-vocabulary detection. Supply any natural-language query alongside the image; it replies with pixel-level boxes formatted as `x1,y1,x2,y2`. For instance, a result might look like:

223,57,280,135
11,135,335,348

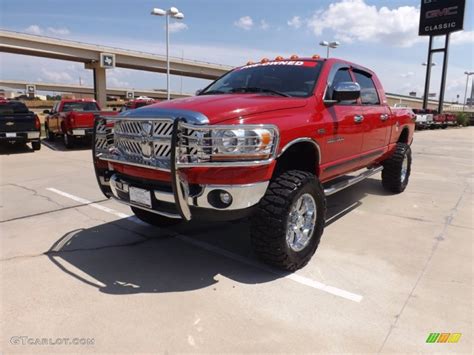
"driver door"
320,66,365,179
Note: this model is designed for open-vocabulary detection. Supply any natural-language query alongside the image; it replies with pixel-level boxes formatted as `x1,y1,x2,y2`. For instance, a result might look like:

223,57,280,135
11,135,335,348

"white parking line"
47,187,363,303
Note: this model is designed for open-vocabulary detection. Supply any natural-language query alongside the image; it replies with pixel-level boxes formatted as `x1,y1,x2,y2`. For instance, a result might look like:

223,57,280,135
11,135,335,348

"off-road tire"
45,125,55,141
381,142,411,193
131,206,181,227
31,140,41,151
63,133,74,149
250,170,326,271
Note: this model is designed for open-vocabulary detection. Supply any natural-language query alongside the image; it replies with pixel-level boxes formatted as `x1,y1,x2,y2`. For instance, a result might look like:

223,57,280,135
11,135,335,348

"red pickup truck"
93,57,415,271
44,99,117,148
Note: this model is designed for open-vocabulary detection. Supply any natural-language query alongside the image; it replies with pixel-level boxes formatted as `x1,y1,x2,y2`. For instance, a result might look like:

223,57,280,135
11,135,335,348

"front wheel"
250,170,326,271
131,206,182,227
45,125,55,141
381,143,412,193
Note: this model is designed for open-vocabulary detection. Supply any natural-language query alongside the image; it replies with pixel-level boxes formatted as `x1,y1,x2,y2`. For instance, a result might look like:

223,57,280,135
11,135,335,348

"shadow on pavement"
0,142,35,155
46,176,386,295
41,139,92,152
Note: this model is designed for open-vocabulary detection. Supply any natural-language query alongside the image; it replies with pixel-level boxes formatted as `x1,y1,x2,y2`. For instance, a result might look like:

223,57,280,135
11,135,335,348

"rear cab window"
0,101,29,115
62,102,100,112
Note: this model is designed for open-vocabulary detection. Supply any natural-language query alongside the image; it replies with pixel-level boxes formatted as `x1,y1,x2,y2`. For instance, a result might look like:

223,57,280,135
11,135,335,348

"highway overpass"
0,80,191,100
0,30,232,106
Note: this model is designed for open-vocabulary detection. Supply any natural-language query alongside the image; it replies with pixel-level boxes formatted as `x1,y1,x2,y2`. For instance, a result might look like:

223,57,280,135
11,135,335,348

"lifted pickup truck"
0,100,41,150
44,99,117,148
93,57,415,271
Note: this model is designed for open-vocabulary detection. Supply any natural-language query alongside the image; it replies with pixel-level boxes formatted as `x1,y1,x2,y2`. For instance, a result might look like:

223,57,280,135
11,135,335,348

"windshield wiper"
199,90,227,95
230,87,290,97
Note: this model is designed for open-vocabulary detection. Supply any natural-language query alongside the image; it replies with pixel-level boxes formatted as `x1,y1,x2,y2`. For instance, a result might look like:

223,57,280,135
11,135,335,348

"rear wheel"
250,170,326,271
31,140,41,151
381,143,412,193
131,206,182,227
63,133,74,149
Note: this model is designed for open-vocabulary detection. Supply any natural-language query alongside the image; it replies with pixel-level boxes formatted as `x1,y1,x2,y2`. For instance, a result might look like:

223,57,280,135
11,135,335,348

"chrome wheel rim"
400,154,408,183
286,193,317,252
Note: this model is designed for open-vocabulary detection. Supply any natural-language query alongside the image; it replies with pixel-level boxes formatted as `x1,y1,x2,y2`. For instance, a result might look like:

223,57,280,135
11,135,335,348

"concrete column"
85,62,107,109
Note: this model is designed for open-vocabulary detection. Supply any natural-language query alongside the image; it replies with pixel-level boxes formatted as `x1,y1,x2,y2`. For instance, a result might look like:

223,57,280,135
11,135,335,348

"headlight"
179,124,279,164
212,128,275,160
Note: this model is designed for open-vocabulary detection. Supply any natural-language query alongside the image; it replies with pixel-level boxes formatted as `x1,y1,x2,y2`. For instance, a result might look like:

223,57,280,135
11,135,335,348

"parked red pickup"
93,57,415,270
44,99,117,148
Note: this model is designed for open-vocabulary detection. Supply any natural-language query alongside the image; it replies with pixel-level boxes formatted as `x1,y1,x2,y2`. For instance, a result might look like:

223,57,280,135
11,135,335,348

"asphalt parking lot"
1,128,472,353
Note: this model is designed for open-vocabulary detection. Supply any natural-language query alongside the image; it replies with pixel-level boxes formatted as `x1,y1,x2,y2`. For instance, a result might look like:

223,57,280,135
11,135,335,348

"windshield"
201,60,322,98
62,102,100,112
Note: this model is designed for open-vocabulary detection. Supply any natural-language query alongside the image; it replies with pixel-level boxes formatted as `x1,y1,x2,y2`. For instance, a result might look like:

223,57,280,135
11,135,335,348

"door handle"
354,115,364,123
380,114,390,121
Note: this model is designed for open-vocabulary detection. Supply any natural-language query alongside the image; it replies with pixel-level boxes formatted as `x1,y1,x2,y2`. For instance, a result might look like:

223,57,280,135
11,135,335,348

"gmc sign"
419,0,466,36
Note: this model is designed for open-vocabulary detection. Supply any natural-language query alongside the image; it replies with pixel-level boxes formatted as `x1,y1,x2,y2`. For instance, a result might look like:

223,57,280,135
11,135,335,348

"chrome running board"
324,166,383,196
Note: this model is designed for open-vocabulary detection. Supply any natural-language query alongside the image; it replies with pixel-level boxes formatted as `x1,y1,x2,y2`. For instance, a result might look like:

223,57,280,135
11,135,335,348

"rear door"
353,70,390,157
321,66,365,178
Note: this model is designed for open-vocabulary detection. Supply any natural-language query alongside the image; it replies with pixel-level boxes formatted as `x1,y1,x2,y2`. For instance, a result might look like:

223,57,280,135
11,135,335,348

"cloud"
46,27,70,36
234,16,253,30
24,25,71,36
287,16,302,29
168,22,188,33
451,30,474,45
307,0,422,47
24,25,42,35
260,20,269,30
400,72,415,78
39,68,74,83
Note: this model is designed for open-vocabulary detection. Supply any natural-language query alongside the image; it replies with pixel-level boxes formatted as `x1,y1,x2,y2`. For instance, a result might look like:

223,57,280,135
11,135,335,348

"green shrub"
456,113,469,127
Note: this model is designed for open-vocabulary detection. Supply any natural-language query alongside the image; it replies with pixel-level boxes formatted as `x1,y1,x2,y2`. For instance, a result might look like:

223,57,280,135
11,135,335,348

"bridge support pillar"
85,62,107,108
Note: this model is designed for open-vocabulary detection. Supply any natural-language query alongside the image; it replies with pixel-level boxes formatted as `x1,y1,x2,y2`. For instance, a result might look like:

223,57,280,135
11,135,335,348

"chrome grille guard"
93,109,210,221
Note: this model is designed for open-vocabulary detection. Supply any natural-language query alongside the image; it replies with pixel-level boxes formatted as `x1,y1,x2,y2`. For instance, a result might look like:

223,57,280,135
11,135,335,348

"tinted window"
62,102,100,112
354,71,380,105
329,68,356,104
0,101,29,115
201,61,322,98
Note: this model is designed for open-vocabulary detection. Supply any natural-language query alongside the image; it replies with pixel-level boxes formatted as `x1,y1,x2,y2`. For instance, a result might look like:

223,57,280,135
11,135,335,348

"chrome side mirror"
332,82,361,102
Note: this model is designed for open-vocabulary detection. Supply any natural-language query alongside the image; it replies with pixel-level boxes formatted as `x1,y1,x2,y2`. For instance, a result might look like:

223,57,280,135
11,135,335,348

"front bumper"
108,173,268,220
0,131,40,142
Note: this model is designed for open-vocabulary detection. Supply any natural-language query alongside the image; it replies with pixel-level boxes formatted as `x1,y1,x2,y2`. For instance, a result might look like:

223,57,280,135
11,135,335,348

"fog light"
220,192,232,205
207,189,233,209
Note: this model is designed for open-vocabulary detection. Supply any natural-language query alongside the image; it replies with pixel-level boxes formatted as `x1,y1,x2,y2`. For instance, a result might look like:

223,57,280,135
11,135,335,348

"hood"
141,94,308,124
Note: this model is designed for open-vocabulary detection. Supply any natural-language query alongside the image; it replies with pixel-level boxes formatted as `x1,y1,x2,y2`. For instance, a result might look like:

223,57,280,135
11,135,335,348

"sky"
0,0,473,101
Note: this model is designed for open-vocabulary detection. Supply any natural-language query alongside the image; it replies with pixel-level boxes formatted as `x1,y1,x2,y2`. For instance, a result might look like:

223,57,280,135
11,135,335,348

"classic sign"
419,0,466,36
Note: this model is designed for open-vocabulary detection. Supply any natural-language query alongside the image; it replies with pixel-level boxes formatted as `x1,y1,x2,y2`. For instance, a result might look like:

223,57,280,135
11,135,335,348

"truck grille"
95,118,176,170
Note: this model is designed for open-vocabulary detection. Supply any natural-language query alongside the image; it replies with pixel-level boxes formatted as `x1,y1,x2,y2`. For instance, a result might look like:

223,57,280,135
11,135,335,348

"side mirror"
43,109,50,114
195,89,203,96
332,82,361,102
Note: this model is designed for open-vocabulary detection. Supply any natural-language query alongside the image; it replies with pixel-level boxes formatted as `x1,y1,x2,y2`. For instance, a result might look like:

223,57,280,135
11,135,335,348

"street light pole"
166,14,170,101
422,61,436,109
151,7,184,101
319,41,340,58
463,71,474,112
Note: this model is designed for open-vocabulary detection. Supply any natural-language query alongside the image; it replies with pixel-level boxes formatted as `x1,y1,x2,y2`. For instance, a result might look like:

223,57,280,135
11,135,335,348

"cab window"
353,71,380,105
